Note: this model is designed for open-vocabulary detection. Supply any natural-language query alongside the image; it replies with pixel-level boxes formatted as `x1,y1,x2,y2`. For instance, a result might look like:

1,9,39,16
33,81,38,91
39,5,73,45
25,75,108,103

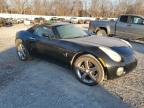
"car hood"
62,35,133,56
62,35,129,48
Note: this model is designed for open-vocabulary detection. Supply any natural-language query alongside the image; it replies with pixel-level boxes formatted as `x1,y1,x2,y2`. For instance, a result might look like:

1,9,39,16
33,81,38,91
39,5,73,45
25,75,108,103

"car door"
126,16,144,40
33,26,68,61
115,15,131,39
32,26,58,57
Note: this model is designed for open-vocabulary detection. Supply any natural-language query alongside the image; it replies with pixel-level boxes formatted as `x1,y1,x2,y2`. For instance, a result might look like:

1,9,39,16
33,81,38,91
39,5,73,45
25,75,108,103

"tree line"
0,0,144,17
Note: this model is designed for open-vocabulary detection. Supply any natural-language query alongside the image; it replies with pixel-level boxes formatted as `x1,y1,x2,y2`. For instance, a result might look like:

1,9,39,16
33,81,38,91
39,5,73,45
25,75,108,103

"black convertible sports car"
15,23,137,86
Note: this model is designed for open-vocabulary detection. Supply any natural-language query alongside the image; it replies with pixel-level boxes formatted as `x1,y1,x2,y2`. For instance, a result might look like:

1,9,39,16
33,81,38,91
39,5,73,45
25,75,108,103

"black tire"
74,54,104,86
96,29,107,36
16,41,32,61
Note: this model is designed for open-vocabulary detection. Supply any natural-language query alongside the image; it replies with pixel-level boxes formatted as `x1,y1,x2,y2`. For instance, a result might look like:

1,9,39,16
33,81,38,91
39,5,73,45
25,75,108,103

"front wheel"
74,54,105,86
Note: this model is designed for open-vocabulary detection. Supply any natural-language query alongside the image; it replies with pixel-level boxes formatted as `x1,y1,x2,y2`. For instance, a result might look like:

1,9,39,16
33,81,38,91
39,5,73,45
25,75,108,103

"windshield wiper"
73,36,83,38
62,35,89,39
74,35,89,38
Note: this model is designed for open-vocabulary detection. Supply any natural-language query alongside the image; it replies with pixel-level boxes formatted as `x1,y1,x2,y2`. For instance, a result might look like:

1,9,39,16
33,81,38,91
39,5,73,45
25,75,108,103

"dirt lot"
0,24,144,108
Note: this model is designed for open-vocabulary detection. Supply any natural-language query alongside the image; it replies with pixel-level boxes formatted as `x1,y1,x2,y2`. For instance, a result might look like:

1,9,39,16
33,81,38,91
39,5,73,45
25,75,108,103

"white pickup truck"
88,14,144,40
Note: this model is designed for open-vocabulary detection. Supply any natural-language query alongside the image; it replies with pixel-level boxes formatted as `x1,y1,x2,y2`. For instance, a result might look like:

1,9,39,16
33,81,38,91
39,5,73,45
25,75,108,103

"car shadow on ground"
0,47,131,108
32,53,71,69
0,47,33,86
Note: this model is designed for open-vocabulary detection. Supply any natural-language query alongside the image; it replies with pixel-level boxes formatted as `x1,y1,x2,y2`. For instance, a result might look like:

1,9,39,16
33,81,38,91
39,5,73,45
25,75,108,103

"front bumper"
106,55,137,79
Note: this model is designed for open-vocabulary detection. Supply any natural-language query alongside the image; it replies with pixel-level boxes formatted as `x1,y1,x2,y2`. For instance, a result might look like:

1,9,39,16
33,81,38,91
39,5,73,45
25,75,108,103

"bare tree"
10,0,29,14
1,0,144,17
134,0,144,15
90,0,112,17
89,0,99,17
71,0,83,16
0,0,8,13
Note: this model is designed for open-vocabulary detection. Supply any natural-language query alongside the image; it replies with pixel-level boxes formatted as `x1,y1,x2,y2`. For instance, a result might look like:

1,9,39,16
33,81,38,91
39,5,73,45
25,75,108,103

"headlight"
99,46,122,62
120,39,132,48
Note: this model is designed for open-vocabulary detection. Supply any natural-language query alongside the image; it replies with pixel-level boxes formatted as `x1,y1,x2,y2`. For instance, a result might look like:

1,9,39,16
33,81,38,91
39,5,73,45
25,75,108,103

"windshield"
56,24,88,39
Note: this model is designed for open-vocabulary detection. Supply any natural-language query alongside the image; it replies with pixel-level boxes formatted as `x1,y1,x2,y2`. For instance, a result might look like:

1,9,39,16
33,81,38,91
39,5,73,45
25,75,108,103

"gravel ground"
0,24,144,108
102,50,144,108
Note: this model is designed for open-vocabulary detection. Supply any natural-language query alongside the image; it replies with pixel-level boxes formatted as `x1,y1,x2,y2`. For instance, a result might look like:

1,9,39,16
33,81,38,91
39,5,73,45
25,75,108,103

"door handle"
127,24,131,26
29,37,36,41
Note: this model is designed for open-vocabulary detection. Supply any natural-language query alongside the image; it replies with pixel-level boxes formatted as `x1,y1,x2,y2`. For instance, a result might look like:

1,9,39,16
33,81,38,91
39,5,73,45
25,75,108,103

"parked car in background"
70,17,79,24
0,18,5,27
50,17,59,21
78,19,84,24
47,19,56,25
11,19,18,24
47,17,58,24
57,18,65,22
33,17,45,25
16,18,24,24
48,17,65,24
15,23,137,86
24,19,31,25
5,19,13,26
89,14,144,40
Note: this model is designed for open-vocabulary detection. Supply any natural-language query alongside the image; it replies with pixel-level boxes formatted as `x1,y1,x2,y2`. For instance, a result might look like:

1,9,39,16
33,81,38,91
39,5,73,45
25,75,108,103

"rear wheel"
16,42,31,61
96,29,107,36
74,54,105,86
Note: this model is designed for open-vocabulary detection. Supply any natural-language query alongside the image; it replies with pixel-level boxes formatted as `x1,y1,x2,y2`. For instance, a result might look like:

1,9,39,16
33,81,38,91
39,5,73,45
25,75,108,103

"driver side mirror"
142,20,144,25
42,33,50,38
42,33,56,40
